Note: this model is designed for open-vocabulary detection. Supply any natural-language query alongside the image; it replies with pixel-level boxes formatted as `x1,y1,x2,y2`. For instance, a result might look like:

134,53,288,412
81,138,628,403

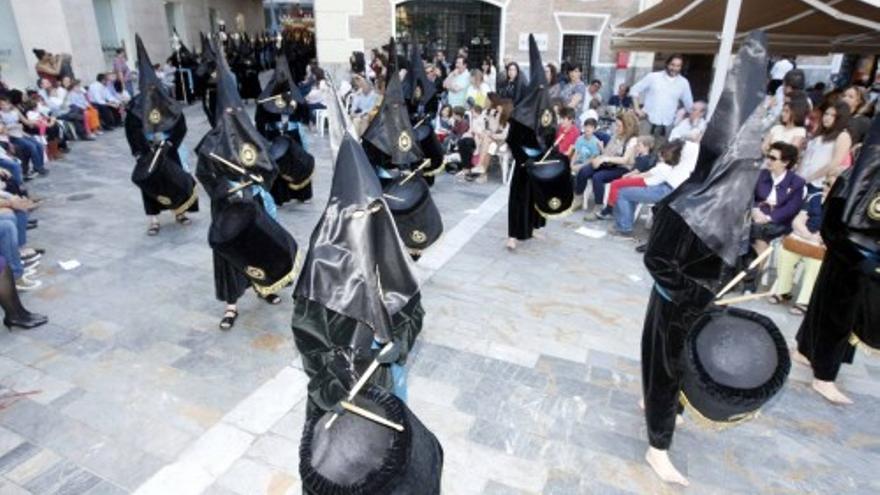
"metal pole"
707,0,742,119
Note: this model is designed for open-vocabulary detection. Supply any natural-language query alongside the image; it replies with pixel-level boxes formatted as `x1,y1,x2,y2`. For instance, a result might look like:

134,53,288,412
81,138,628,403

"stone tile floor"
0,104,877,494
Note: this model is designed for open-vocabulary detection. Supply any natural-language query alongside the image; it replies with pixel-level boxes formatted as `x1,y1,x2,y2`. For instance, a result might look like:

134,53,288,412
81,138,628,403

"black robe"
506,121,546,240
642,206,723,449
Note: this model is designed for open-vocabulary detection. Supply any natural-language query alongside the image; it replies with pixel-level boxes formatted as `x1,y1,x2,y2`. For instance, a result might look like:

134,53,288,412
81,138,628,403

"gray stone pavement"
0,103,877,494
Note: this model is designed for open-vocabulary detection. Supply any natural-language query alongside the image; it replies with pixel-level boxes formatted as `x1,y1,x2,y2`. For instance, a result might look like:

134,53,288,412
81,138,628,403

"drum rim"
299,384,414,494
685,306,791,400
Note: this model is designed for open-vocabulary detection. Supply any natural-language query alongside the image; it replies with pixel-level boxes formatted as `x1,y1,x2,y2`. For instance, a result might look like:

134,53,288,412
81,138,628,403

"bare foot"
506,238,517,251
645,447,689,486
791,349,810,366
812,379,853,405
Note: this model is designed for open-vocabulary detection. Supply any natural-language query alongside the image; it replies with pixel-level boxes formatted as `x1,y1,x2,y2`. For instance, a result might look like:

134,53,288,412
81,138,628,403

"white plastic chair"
314,109,329,137
498,143,513,185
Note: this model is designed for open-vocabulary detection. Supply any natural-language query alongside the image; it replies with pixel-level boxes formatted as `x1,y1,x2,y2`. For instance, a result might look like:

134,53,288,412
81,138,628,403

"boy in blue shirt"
571,118,602,175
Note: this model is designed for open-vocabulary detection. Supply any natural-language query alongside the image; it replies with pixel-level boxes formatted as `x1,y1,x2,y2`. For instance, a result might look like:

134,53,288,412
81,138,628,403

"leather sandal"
219,309,238,330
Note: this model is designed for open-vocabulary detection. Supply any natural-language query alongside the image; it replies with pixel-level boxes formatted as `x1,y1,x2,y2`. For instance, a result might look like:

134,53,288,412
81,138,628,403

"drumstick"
325,342,395,430
535,134,567,164
257,91,289,104
715,247,775,300
226,180,254,195
412,116,428,129
398,159,432,186
383,193,404,202
715,291,772,307
339,401,404,432
208,153,264,183
147,141,166,174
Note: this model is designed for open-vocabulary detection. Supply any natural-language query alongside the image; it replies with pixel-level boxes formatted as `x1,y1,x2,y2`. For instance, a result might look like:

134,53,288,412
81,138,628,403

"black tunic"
506,121,545,240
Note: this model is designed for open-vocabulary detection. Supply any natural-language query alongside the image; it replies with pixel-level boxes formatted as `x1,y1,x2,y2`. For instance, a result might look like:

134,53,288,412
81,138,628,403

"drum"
208,197,299,296
414,123,445,177
526,159,574,218
269,135,314,191
681,306,790,425
299,384,443,495
781,235,826,260
131,143,198,214
383,175,443,252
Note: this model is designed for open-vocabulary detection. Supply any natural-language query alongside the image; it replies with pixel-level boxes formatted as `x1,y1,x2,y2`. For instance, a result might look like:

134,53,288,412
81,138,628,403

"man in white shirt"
631,54,694,143
87,73,120,129
669,101,707,142
443,56,471,108
767,56,794,95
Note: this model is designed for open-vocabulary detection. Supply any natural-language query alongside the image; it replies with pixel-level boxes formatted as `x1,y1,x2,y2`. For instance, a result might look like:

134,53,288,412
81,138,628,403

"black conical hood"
663,31,769,267
511,34,555,146
134,34,182,134
258,54,305,115
196,32,217,79
362,41,423,166
294,133,420,342
196,41,275,179
403,41,436,111
841,115,880,234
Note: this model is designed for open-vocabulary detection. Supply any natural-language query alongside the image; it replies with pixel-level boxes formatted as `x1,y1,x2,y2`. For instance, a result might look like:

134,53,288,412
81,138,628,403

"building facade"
0,0,263,89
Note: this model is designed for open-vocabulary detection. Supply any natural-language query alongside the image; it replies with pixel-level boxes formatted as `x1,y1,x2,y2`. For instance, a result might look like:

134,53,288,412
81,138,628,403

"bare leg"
812,379,853,405
506,237,517,250
645,447,689,486
791,349,810,366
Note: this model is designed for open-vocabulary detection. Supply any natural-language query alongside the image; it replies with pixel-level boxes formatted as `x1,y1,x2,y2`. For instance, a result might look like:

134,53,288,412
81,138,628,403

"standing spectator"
498,62,525,102
631,54,693,143
444,56,471,109
761,100,808,153
767,56,795,95
587,79,603,107
668,101,707,142
799,101,852,193
32,50,62,85
560,64,587,116
807,82,826,107
576,111,640,216
433,50,449,80
841,85,874,146
0,99,47,177
481,57,497,93
570,118,603,176
545,64,561,99
466,69,491,108
608,84,633,110
113,48,134,96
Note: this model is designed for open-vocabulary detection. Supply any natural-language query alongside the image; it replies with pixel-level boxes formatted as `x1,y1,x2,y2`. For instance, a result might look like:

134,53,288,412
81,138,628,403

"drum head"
269,136,291,162
695,313,779,389
527,160,567,181
384,176,429,214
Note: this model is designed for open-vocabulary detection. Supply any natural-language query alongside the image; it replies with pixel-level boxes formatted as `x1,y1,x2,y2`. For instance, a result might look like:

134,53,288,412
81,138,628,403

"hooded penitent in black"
196,32,218,126
641,31,768,450
797,116,880,380
506,34,550,241
125,34,198,217
291,132,424,413
402,41,437,117
195,41,285,304
169,29,197,102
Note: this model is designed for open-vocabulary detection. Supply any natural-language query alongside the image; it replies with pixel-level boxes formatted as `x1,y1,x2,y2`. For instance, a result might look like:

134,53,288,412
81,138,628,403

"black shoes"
4,312,48,330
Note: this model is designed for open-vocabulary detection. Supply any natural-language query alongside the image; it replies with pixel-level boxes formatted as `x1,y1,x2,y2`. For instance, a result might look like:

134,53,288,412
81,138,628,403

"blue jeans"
575,165,627,204
0,159,23,185
8,136,45,174
614,184,672,232
0,216,23,278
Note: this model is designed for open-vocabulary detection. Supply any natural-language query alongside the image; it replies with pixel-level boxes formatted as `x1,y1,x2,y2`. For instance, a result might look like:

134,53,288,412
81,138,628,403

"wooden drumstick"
209,153,264,183
412,116,428,129
715,291,772,306
257,91,289,104
325,342,395,430
147,141,166,174
383,193,404,202
226,180,254,195
339,401,404,432
398,158,432,186
535,134,566,164
715,247,775,300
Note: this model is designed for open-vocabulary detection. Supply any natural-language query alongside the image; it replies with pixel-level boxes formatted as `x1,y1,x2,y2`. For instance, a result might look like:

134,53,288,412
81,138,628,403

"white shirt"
88,81,108,105
665,141,699,189
770,59,794,80
766,124,806,146
669,117,707,142
766,171,787,206
631,71,694,126
644,162,673,186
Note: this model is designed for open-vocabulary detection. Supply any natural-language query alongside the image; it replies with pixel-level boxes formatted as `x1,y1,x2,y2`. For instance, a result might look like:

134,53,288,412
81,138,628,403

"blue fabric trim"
371,340,408,403
653,283,672,302
523,146,541,158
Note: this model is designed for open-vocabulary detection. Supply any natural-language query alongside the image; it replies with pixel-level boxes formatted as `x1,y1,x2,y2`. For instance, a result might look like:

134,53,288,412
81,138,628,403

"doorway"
395,0,502,65
561,34,596,81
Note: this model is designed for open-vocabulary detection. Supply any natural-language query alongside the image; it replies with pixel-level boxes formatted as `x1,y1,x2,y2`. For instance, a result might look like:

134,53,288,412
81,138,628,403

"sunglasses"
765,154,782,161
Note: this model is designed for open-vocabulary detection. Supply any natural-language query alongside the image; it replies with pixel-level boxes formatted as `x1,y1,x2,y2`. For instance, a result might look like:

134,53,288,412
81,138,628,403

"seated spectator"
112,79,132,106
749,142,806,281
0,184,40,290
481,57,497,93
65,78,101,136
349,74,378,136
443,106,469,170
88,74,121,129
769,171,836,315
21,98,66,160
571,118,603,176
608,84,633,110
841,85,874,146
497,62,524,102
800,101,851,193
304,67,329,127
468,98,513,183
632,135,657,172
0,100,47,177
42,78,91,140
455,104,485,176
762,100,808,153
602,136,658,217
587,79,603,108
548,107,580,166
465,69,491,109
0,253,47,328
437,105,454,131
576,111,640,216
609,139,688,235
560,64,587,116
807,82,826,107
668,101,707,142
0,143,26,186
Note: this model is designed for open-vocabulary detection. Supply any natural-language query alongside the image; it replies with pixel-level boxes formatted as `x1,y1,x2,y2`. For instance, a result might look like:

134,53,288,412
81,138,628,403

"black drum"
526,159,574,218
681,306,790,425
131,143,198,214
384,175,443,252
269,135,315,191
300,384,443,495
208,197,299,295
414,123,445,177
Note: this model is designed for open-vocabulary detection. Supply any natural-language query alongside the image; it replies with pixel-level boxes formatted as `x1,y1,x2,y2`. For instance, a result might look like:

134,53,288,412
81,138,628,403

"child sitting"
602,138,676,217
571,118,602,174
551,107,580,166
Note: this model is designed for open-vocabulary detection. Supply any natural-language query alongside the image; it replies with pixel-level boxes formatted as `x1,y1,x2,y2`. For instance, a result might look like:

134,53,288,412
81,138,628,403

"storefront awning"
612,0,880,55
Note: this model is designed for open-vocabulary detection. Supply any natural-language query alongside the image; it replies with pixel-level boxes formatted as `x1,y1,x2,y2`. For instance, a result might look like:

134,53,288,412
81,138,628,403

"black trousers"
94,104,120,128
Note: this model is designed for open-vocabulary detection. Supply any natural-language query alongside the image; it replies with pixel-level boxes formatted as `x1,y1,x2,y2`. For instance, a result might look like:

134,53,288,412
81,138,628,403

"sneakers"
21,250,41,263
595,206,613,220
15,276,42,291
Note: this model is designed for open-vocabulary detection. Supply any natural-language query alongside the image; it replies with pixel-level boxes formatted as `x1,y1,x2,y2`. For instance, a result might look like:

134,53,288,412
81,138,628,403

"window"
561,34,595,81
395,0,502,66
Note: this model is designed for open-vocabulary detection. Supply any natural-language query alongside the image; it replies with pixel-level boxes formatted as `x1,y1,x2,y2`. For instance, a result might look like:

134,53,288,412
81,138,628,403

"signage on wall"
519,33,548,52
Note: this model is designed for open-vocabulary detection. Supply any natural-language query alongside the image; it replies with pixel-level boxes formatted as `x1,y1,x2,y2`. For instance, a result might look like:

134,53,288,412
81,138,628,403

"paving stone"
0,478,32,495
82,480,129,495
0,442,40,476
22,459,103,495
5,448,63,486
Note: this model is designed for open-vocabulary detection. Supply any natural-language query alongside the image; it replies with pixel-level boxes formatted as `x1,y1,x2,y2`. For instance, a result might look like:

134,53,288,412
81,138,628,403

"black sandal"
147,222,160,236
219,309,238,330
768,294,791,305
260,293,282,305
176,214,192,225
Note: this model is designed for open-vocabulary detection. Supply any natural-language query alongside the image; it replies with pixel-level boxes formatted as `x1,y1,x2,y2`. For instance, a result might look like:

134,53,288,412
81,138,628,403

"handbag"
781,234,825,260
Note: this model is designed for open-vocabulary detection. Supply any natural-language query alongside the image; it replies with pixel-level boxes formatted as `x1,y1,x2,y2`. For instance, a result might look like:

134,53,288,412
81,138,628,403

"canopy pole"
707,0,743,119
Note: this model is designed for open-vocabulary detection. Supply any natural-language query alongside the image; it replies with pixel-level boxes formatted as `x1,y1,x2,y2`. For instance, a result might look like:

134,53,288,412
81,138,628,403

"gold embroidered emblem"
273,97,286,109
541,109,553,127
157,195,172,206
148,109,162,124
289,100,297,109
246,266,266,280
868,194,880,221
414,85,422,100
411,230,427,244
548,197,561,210
398,132,412,152
239,143,258,167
